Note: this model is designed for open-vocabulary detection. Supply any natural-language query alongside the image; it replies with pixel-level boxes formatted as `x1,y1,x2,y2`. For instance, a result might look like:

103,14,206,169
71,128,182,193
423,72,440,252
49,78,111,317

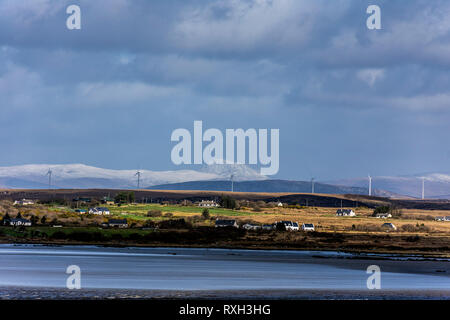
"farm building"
302,223,315,231
89,207,110,215
13,199,34,206
8,218,32,227
215,219,238,228
375,213,392,219
381,223,397,231
102,219,128,228
336,209,356,216
198,200,219,207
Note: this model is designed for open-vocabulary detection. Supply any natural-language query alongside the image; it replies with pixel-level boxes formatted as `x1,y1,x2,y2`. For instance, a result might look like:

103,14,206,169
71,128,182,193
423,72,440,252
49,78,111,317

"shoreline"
1,286,450,300
1,239,450,259
2,240,450,261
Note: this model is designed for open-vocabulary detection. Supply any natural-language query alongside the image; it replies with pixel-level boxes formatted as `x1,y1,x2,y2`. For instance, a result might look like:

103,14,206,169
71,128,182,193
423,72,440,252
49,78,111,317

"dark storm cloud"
1,0,450,179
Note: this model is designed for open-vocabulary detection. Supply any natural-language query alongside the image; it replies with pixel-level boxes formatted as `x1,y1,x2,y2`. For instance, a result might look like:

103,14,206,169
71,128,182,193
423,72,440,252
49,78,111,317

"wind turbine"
422,177,425,200
230,174,234,192
46,169,52,189
311,178,315,194
368,174,372,196
135,170,141,189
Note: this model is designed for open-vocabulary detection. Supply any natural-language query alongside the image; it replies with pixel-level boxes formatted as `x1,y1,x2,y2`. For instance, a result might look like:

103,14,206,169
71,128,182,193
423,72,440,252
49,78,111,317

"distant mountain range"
148,179,396,197
0,163,448,199
0,163,266,189
329,173,450,199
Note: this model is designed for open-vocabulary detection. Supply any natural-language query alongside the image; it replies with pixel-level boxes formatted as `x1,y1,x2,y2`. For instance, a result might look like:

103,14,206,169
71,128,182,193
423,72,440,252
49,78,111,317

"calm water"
0,244,449,291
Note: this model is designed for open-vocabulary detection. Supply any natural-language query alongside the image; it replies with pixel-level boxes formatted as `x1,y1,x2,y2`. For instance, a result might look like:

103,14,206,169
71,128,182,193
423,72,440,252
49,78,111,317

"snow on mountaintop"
0,163,267,189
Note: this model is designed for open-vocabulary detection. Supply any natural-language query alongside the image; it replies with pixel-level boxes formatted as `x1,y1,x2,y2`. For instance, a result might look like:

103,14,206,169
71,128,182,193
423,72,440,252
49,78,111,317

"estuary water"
0,244,449,295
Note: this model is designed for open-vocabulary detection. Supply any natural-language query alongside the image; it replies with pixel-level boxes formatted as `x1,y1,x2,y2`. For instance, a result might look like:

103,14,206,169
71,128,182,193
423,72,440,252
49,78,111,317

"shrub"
51,231,67,240
401,224,431,233
147,210,163,217
202,208,210,219
405,235,421,242
111,233,123,241
164,212,174,218
158,219,191,229
275,222,286,231
252,206,262,212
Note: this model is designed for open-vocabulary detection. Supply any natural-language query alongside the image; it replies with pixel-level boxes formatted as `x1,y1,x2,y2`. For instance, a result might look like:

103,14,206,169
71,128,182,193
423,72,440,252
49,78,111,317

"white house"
9,218,32,227
381,223,397,231
277,221,299,231
262,224,275,231
277,202,283,207
215,219,239,228
435,216,445,221
375,213,392,219
198,200,219,208
444,216,450,222
89,207,110,215
13,199,34,206
336,209,356,217
301,223,315,231
102,219,128,228
242,223,261,231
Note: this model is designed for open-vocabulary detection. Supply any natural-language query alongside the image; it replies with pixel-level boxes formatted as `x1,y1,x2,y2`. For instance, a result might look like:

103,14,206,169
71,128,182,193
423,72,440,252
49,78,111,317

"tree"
40,215,47,225
220,196,236,210
372,206,390,216
1,212,11,226
275,222,286,231
30,215,38,226
202,208,210,220
16,212,22,219
115,191,135,204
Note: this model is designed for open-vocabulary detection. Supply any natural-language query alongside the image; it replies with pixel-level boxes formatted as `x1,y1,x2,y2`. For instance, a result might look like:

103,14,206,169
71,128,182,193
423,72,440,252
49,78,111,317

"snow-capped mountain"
0,163,267,189
330,173,450,199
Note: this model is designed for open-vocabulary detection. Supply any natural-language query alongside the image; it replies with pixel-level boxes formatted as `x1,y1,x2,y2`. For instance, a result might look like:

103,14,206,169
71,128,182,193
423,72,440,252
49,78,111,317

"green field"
105,204,263,217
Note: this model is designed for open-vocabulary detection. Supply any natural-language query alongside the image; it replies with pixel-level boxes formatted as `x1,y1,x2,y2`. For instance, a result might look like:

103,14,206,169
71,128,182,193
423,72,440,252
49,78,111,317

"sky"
1,0,450,180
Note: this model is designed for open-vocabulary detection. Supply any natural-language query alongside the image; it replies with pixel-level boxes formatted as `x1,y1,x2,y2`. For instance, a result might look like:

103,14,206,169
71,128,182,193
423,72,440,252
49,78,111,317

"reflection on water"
0,244,449,290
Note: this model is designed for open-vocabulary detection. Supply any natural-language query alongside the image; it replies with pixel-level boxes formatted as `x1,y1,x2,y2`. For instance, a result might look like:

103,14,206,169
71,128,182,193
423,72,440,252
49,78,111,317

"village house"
375,213,392,219
262,224,275,231
381,223,397,231
336,209,356,217
75,209,87,214
89,207,110,215
198,200,219,208
215,219,238,228
8,218,32,227
13,199,34,206
101,196,115,205
277,202,283,207
277,221,299,231
102,219,128,228
435,216,445,221
242,223,261,231
301,223,315,232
